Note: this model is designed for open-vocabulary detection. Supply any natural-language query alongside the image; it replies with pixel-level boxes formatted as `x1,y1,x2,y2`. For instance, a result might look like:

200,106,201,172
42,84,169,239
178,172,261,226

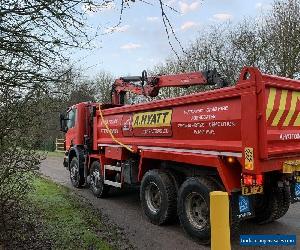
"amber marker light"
227,156,235,164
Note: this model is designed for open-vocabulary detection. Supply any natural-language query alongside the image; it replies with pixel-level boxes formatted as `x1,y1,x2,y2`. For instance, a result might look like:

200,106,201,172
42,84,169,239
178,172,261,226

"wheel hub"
185,192,208,230
145,182,162,214
70,164,78,182
91,169,100,188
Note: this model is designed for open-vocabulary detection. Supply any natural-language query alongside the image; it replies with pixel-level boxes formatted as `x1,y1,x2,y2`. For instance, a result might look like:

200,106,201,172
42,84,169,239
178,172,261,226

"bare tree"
263,0,300,78
92,71,115,103
151,0,300,100
0,0,121,241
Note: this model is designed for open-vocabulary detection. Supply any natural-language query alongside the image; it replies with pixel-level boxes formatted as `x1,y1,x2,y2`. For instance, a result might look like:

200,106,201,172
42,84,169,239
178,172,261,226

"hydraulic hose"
98,104,134,153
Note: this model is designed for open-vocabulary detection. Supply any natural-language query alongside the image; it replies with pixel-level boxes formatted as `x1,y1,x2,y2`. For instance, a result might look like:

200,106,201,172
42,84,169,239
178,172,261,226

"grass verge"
37,150,65,157
28,177,128,250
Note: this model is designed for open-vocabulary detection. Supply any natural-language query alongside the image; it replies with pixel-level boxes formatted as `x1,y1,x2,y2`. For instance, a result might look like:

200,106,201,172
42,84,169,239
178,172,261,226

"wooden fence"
55,138,65,152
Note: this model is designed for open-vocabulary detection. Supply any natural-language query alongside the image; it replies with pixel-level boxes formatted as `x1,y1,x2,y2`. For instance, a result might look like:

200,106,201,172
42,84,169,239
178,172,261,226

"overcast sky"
73,0,273,77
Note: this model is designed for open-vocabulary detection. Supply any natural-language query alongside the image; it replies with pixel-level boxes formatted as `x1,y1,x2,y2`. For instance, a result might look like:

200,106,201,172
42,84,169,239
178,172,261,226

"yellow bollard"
210,191,231,250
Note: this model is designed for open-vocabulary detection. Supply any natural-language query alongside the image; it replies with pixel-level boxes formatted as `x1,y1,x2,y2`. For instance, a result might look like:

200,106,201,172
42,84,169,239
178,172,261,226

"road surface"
40,156,299,250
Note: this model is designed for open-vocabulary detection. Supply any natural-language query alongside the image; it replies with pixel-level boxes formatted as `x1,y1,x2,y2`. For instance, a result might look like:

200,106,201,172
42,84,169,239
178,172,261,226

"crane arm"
111,69,227,105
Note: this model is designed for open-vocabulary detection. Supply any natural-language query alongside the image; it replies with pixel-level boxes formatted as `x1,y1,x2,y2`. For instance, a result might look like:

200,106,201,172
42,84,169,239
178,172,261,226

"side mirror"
60,113,68,133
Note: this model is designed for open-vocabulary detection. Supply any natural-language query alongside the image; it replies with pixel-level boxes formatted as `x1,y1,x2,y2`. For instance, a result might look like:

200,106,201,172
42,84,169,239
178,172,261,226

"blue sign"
240,235,296,246
239,195,250,213
295,183,300,197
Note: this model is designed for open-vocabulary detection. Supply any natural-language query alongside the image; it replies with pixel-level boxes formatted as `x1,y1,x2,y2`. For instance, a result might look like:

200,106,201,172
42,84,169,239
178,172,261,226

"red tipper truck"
60,67,300,244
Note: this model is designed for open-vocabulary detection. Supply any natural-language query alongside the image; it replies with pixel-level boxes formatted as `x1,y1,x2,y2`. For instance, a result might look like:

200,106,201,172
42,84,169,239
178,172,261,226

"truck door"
65,107,77,150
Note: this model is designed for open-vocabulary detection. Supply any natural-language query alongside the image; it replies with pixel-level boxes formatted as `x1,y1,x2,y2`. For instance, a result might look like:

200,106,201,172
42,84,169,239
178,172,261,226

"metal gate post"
210,191,231,250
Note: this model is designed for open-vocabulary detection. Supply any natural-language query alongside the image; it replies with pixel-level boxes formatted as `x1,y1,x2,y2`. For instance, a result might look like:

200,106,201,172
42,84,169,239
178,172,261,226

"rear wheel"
252,185,291,224
90,161,110,198
274,184,291,220
177,177,216,244
69,157,84,188
140,170,177,225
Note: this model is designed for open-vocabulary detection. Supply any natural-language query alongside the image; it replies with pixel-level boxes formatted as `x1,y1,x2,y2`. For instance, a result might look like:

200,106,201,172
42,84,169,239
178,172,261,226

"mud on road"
40,156,300,250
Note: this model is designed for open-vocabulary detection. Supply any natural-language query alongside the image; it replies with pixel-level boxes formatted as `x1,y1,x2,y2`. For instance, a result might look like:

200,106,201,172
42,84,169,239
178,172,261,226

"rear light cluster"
242,174,264,186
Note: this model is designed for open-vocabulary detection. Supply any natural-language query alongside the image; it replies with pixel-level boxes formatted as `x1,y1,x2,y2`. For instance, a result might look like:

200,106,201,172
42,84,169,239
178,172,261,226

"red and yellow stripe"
266,87,300,127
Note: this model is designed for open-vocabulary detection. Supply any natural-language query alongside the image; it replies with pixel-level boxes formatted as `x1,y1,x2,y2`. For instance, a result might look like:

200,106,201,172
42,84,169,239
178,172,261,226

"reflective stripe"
138,146,242,157
99,143,125,148
267,88,300,127
272,89,288,126
283,91,300,126
266,88,277,121
98,143,242,157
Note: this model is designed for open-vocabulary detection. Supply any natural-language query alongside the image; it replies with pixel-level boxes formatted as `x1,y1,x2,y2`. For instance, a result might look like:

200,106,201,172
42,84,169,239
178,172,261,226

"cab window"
67,108,76,128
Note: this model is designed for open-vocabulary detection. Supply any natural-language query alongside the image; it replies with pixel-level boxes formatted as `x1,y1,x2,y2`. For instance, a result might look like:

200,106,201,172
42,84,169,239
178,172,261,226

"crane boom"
111,69,227,105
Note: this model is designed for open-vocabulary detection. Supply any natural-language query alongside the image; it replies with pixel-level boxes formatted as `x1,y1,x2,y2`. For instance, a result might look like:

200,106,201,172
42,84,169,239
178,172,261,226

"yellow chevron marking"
272,90,288,126
294,112,300,126
294,91,300,126
283,91,300,126
266,88,276,121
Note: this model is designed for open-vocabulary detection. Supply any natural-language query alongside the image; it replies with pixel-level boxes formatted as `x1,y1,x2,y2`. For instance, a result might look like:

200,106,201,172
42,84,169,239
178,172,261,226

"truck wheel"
177,177,217,244
140,170,177,225
274,185,291,220
253,185,291,224
90,161,110,198
69,157,84,188
229,196,241,239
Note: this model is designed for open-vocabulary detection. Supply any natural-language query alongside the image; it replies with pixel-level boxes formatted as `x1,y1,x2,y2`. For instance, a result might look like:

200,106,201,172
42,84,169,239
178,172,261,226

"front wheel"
90,161,110,198
69,157,84,188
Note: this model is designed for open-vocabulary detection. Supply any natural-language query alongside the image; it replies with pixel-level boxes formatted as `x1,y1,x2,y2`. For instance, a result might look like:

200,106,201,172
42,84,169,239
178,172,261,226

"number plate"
242,185,263,195
295,183,300,197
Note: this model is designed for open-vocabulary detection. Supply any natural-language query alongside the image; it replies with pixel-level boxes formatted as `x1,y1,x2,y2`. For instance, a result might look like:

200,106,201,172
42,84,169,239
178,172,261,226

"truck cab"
60,102,94,169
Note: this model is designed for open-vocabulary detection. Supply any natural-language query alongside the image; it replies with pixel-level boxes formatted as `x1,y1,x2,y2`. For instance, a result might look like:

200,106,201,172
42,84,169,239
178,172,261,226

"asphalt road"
40,156,300,250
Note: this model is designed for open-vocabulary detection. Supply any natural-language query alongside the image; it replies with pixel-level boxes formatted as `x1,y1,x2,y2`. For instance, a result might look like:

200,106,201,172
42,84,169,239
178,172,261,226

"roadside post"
210,191,231,250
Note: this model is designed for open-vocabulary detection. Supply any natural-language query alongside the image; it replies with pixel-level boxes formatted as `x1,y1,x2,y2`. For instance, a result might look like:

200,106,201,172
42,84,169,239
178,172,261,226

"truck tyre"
164,169,183,193
140,169,177,225
229,196,241,239
208,176,225,191
253,185,291,224
207,176,240,238
274,185,291,220
90,161,110,198
69,157,84,188
177,177,217,244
